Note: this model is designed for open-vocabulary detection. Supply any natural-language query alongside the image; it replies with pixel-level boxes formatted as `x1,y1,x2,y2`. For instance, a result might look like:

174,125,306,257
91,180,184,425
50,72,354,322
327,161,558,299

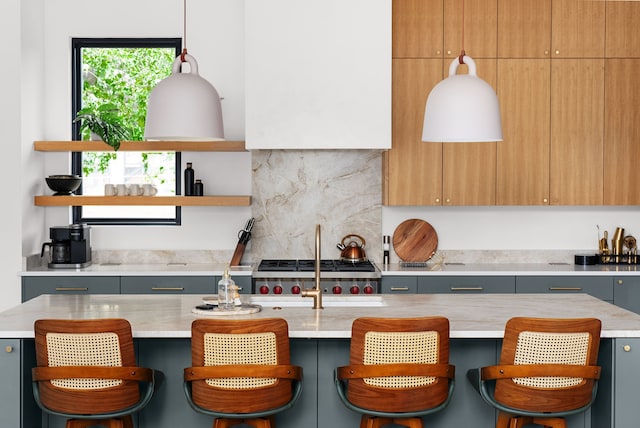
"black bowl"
45,175,82,195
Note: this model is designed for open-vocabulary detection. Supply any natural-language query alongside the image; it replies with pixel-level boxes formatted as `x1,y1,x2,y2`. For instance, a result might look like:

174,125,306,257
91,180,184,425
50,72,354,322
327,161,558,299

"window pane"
71,38,182,225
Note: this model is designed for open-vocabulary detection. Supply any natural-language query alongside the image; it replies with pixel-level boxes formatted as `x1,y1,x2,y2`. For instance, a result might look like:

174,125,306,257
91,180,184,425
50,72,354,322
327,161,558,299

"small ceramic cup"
142,184,158,196
104,184,116,196
116,184,128,196
128,184,143,196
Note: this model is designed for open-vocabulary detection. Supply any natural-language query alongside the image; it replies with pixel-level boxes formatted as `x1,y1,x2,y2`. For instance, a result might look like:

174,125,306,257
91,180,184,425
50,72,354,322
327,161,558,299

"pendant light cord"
458,0,465,64
180,0,188,62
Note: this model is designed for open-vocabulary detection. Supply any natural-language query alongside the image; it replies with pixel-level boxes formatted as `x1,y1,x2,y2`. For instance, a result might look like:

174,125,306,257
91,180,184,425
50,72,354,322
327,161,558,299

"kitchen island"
1,293,640,427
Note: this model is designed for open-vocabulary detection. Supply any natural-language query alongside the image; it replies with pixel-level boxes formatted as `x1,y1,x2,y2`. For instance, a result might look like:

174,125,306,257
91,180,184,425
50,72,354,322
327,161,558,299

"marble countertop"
21,261,640,277
2,293,640,339
21,263,254,276
381,262,640,276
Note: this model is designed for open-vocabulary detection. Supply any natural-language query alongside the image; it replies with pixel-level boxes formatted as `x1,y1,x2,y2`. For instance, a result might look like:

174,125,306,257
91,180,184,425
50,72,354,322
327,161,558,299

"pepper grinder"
383,235,390,266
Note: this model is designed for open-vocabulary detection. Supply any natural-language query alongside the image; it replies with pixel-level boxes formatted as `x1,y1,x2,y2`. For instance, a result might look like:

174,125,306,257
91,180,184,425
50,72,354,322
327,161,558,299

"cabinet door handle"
548,287,582,291
151,287,185,291
55,287,88,291
450,287,484,291
390,287,409,291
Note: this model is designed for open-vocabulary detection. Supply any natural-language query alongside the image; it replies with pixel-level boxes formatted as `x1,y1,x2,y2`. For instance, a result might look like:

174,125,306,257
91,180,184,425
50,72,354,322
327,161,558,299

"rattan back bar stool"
335,316,455,428
183,318,303,428
31,318,160,428
467,317,602,428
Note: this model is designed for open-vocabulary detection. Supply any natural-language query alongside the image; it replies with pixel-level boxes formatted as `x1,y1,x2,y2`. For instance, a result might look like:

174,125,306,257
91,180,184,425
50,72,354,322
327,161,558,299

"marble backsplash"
249,149,383,262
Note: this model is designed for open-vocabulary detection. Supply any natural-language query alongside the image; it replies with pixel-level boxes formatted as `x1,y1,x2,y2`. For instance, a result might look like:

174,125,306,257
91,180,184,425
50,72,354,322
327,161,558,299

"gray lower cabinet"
417,276,516,294
613,338,640,427
516,276,613,302
0,340,20,427
121,276,217,294
22,276,120,302
22,275,252,301
613,276,640,314
380,276,417,293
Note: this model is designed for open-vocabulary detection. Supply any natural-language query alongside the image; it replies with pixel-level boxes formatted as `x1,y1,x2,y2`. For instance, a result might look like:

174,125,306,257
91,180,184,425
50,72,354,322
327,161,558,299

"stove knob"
259,285,270,294
332,285,343,294
273,285,283,294
363,284,375,294
291,284,301,294
349,285,360,294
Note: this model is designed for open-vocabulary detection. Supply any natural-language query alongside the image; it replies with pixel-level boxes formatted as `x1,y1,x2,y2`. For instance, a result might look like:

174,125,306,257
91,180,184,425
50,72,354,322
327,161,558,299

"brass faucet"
302,224,323,309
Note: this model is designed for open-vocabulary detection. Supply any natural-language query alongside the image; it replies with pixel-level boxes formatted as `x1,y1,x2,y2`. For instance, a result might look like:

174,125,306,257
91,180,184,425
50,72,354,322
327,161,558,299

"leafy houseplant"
73,103,132,151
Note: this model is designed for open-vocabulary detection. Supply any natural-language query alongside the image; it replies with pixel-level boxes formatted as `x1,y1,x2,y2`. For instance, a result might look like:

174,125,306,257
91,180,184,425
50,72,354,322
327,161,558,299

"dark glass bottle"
194,179,204,196
184,162,195,196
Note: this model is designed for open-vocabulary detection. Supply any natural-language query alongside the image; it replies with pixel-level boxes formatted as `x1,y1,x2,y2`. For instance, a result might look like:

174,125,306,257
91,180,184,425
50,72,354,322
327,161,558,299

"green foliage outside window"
80,47,175,176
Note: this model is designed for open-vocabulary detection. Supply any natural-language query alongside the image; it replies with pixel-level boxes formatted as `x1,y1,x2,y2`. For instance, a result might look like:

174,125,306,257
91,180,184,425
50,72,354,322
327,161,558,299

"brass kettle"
336,234,367,262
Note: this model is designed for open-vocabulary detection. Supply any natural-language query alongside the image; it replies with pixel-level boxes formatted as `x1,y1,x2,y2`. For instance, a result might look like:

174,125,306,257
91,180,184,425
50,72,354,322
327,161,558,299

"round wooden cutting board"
392,219,438,262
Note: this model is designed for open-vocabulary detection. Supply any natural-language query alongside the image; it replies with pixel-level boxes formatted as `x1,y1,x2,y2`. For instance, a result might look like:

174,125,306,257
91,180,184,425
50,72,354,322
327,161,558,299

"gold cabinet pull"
390,287,409,291
624,345,632,352
450,287,484,291
151,287,185,291
55,287,88,291
549,287,582,291
5,346,13,353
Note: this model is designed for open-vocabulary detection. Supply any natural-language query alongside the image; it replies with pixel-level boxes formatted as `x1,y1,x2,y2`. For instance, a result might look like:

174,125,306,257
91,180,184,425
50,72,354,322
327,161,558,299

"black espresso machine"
41,224,92,269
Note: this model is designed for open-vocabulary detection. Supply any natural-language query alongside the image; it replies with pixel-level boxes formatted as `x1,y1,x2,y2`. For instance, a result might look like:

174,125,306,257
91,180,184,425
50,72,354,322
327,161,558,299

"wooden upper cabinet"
498,0,604,59
551,0,604,58
606,1,640,58
498,0,551,58
497,59,551,205
443,143,496,205
604,60,640,205
393,0,443,58
385,59,443,206
442,59,497,206
386,58,497,207
550,59,604,205
444,0,497,59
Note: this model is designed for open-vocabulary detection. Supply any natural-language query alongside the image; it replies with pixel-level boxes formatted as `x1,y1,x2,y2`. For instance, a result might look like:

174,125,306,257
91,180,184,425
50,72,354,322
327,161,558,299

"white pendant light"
422,0,502,143
144,0,224,141
422,55,502,142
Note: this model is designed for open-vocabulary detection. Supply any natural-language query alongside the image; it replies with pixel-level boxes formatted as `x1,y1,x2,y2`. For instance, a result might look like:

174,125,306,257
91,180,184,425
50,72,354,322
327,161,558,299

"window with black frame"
71,38,183,225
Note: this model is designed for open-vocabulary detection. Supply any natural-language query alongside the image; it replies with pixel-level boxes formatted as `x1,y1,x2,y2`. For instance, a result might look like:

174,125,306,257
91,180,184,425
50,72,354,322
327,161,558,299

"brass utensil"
599,230,610,263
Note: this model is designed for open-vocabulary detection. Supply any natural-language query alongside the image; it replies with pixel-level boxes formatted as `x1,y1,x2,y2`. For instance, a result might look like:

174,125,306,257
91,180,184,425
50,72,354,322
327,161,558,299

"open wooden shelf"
34,195,251,207
34,140,247,152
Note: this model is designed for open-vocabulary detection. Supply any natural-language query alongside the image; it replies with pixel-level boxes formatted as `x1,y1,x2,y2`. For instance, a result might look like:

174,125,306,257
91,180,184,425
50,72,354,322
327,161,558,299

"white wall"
0,0,25,311
383,206,640,252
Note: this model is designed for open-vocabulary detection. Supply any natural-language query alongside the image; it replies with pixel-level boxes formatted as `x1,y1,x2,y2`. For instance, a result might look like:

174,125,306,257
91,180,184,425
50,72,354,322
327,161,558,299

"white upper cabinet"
245,0,391,149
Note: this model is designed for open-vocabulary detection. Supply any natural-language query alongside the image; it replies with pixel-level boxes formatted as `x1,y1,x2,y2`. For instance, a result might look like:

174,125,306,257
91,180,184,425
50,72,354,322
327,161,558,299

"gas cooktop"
253,258,380,294
254,259,380,279
257,259,376,272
